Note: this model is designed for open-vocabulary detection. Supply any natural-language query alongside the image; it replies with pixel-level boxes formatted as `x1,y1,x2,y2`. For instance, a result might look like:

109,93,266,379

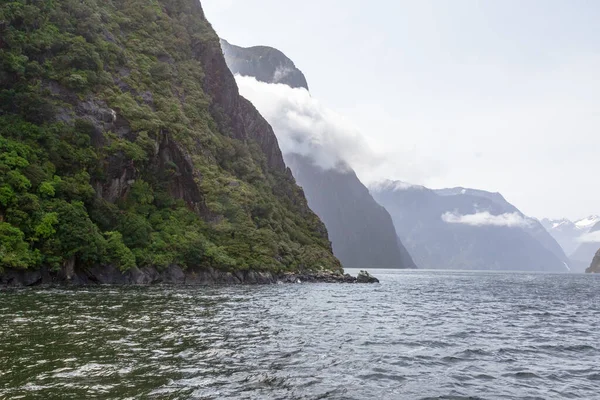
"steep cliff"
286,154,417,269
221,41,416,269
371,181,568,272
0,0,341,277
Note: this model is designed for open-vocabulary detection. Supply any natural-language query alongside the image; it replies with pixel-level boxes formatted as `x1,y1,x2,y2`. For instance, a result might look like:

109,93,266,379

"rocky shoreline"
0,265,379,287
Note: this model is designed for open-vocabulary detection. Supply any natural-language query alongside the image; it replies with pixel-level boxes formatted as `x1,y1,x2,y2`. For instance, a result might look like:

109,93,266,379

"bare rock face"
586,249,600,273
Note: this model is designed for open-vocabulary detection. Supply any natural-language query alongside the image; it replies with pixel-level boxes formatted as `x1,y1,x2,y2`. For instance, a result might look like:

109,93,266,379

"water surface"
1,270,599,399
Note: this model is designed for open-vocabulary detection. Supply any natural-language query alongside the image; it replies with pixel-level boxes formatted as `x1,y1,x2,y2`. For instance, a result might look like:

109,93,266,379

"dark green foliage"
0,0,340,273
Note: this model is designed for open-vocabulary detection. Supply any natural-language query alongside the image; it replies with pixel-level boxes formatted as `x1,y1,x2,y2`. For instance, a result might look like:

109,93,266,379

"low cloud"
576,231,600,243
272,66,294,84
369,180,425,192
236,75,380,171
441,211,533,228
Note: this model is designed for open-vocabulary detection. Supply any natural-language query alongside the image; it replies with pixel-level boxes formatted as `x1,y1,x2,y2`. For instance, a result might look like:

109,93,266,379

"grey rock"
356,270,380,283
1,266,379,287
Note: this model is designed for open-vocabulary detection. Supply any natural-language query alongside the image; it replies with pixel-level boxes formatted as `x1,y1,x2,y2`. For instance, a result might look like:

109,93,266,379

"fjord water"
1,271,599,399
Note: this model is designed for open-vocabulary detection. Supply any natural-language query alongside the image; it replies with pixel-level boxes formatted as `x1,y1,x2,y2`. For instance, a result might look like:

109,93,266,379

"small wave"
359,372,406,382
502,372,542,379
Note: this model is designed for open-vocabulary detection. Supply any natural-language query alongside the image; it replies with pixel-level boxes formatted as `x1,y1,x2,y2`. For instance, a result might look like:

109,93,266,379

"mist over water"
2,270,599,399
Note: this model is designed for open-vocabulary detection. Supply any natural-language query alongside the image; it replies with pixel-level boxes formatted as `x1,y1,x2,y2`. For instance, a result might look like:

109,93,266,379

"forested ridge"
0,0,341,275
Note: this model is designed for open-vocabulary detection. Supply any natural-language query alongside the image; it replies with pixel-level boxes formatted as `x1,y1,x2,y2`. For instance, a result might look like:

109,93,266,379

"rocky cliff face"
221,41,416,269
0,0,341,277
586,249,600,273
371,181,569,272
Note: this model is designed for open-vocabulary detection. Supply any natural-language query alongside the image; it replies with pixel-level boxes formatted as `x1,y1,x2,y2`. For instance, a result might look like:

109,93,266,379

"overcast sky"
201,0,600,220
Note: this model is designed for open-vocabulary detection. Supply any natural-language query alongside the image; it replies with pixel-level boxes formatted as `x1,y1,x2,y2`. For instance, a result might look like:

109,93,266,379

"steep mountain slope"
571,221,600,264
221,40,416,269
0,0,341,277
286,154,416,269
370,181,568,272
586,249,600,273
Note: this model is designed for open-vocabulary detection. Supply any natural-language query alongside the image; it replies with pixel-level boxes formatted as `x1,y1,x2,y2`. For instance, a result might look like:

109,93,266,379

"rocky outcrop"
0,266,378,287
356,270,380,283
586,249,600,273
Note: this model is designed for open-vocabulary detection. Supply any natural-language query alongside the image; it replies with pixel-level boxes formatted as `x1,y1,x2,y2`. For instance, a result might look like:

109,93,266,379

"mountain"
541,216,600,255
0,0,342,280
571,221,600,265
574,215,600,230
221,39,309,90
370,181,569,272
286,155,417,269
541,216,600,271
221,40,416,269
586,249,600,273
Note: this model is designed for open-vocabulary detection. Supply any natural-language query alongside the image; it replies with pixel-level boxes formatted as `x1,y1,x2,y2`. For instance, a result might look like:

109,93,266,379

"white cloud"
576,231,600,243
235,75,432,183
369,180,425,192
236,75,382,171
441,211,533,228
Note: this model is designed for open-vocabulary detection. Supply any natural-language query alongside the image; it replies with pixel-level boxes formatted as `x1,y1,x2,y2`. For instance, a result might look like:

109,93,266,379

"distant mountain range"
541,216,600,255
370,181,570,272
222,39,586,273
541,217,600,271
221,40,416,269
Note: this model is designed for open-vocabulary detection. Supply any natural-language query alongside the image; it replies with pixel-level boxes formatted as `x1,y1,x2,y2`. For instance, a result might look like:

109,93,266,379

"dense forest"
0,0,341,275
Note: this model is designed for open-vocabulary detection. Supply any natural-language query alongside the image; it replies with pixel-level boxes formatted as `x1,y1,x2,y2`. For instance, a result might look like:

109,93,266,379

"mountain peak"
220,39,309,90
575,215,600,230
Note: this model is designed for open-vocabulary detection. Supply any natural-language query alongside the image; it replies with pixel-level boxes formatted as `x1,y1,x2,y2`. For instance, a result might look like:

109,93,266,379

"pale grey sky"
202,0,600,220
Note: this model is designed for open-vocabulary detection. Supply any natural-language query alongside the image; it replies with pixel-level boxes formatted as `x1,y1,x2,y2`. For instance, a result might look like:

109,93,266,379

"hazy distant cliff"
221,39,309,90
221,40,416,269
370,181,569,272
571,221,600,267
0,0,342,284
286,154,417,269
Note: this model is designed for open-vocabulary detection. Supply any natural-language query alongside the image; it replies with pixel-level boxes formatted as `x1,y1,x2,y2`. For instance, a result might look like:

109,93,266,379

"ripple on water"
0,270,599,399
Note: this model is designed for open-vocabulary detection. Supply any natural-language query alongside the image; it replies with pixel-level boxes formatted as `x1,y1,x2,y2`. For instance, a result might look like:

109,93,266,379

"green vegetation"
0,0,341,274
